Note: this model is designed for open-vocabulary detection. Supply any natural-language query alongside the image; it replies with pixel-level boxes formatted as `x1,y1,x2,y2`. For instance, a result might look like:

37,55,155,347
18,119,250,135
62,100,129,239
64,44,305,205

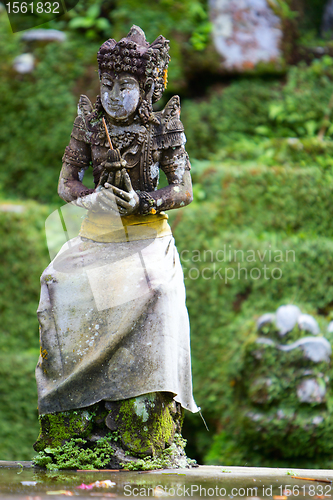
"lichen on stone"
33,393,191,470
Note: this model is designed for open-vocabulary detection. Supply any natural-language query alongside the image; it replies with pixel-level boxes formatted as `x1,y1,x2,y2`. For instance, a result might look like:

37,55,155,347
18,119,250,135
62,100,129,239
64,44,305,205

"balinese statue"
33,26,198,469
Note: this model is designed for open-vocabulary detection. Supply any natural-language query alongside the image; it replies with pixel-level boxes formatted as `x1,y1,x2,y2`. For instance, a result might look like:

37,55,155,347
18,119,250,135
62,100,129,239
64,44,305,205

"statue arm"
58,127,94,203
144,146,193,213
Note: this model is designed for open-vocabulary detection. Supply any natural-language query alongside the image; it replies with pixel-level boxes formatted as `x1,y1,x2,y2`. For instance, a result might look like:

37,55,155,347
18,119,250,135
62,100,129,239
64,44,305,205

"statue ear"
144,77,155,103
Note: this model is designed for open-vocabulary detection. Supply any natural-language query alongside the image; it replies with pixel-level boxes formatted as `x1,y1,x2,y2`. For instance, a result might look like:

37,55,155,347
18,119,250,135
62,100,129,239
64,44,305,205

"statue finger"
106,171,114,185
114,170,121,187
114,195,131,209
112,185,131,201
96,198,114,212
123,170,133,192
98,190,117,208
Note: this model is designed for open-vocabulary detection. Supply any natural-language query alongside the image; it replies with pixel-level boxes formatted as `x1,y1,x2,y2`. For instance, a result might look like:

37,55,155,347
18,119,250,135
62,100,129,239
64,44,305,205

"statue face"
100,72,140,121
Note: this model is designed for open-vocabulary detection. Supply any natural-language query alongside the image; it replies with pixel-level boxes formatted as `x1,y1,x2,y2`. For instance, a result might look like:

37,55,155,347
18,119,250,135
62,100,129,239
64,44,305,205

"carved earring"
144,77,155,105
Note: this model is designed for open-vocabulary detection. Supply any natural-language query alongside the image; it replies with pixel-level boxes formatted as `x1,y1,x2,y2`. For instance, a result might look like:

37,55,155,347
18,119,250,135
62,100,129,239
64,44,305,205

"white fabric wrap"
36,234,198,415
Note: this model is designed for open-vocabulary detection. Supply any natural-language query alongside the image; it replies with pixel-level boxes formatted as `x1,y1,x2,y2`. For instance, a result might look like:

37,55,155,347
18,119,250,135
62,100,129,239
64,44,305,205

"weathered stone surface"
228,305,333,464
13,54,35,74
33,393,185,469
298,314,320,335
278,337,331,363
21,29,66,42
297,378,326,403
276,304,301,336
209,0,282,71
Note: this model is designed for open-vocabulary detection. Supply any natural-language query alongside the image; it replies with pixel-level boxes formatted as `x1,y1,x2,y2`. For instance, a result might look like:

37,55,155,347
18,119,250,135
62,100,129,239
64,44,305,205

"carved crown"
97,25,170,103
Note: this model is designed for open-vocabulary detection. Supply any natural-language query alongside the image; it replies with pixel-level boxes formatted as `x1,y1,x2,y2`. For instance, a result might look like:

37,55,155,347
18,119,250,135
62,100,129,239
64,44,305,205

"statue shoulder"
152,95,186,150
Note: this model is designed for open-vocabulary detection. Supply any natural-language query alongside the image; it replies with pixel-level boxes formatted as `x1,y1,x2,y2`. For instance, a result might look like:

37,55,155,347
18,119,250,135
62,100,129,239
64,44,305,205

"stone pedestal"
33,392,191,470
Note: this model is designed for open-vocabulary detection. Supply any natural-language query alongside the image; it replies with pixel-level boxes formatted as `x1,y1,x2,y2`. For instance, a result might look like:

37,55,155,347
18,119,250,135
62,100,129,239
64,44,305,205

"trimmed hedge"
0,352,39,460
182,162,333,237
169,162,333,464
0,202,50,352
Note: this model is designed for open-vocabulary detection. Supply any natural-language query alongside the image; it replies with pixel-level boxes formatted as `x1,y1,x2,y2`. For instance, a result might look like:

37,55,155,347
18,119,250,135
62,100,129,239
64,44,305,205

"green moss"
33,435,115,471
34,408,94,452
116,394,176,457
122,434,196,471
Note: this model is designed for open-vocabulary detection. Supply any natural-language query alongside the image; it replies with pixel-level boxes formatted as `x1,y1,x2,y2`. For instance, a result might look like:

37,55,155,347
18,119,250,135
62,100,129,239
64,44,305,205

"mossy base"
33,392,193,470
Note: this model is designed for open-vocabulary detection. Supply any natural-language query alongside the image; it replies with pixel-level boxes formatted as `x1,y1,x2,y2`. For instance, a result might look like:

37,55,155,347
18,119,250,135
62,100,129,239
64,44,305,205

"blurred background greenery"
2,0,333,467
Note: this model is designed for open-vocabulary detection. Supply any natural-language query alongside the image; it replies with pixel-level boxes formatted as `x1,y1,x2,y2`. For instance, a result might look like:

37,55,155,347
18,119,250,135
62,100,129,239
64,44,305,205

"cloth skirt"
36,225,198,415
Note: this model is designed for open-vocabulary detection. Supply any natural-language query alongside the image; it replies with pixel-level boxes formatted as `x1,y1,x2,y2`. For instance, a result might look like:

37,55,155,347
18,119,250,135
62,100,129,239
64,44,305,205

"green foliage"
182,80,281,159
122,434,194,470
185,163,333,237
182,57,333,160
169,160,333,465
0,200,49,460
33,436,114,470
67,3,112,39
0,352,39,460
0,11,99,203
108,0,211,90
212,137,333,171
0,201,50,352
296,0,327,35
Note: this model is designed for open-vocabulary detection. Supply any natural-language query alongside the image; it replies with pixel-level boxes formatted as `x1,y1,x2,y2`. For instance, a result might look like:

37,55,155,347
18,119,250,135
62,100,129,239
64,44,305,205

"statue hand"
105,171,139,216
88,185,119,213
98,156,127,188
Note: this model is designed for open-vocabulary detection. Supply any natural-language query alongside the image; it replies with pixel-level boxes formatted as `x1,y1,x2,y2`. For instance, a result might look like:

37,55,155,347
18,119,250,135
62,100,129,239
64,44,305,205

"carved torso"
62,95,190,196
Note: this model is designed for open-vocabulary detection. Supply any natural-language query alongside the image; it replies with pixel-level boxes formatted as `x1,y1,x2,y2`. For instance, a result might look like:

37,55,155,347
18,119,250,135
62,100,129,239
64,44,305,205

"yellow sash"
79,210,171,243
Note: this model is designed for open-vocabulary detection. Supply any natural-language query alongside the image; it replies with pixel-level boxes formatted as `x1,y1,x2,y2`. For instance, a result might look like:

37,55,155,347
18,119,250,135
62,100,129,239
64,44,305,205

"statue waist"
79,211,171,243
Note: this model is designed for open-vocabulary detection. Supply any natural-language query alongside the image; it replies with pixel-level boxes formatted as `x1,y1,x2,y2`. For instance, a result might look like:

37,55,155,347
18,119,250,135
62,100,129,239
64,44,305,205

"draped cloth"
36,210,198,415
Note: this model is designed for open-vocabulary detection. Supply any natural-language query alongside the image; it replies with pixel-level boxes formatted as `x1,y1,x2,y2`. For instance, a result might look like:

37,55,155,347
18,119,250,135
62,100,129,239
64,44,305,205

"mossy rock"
34,392,185,469
114,393,183,457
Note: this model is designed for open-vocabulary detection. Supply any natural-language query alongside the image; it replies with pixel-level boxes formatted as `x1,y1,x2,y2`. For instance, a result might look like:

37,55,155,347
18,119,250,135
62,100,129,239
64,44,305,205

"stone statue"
34,26,198,469
224,305,333,465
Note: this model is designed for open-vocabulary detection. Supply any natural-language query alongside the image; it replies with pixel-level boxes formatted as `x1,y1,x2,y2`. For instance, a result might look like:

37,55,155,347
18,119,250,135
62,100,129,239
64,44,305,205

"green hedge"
182,57,333,160
0,12,99,203
0,201,50,459
172,225,333,464
0,352,39,460
0,201,49,352
169,160,333,463
181,162,333,237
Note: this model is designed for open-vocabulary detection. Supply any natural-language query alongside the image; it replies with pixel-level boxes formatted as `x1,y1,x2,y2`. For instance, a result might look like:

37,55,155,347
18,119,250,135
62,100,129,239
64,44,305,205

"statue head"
97,26,170,123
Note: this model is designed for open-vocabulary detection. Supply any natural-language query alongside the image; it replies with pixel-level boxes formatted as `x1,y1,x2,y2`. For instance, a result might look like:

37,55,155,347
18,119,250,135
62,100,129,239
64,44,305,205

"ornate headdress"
97,25,170,104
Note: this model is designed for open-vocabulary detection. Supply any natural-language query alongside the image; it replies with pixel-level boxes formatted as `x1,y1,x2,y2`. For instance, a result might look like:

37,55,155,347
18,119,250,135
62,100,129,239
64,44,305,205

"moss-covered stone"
115,393,182,457
33,407,95,452
205,315,333,466
33,392,186,469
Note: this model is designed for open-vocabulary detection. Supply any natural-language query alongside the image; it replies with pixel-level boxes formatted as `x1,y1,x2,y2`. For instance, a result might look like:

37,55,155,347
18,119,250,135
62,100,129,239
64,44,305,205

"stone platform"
0,462,332,498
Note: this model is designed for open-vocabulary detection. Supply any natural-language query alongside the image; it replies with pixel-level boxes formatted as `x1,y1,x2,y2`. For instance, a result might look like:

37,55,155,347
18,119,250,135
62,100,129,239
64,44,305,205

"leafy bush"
182,57,333,160
169,161,333,464
182,80,281,159
0,12,99,203
0,352,39,460
0,201,50,352
182,162,333,237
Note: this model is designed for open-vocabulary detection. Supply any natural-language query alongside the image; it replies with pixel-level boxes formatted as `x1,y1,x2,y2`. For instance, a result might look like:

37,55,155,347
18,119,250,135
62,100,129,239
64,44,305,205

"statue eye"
102,79,113,88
